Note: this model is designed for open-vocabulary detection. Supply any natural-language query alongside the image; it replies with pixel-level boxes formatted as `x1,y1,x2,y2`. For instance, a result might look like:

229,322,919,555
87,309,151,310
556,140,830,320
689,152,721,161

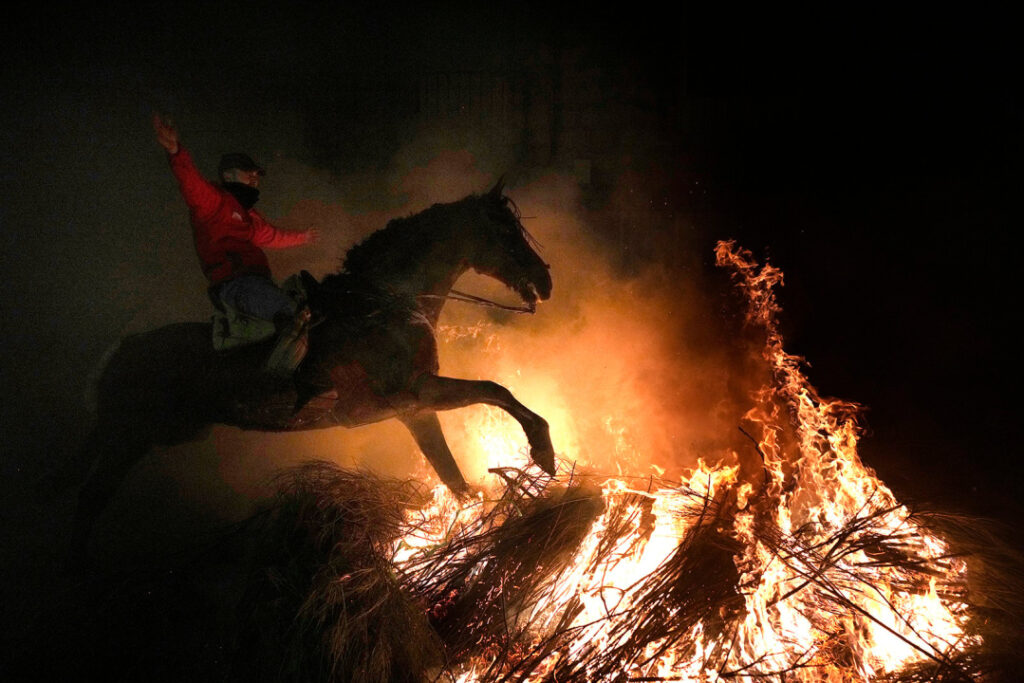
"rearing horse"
65,179,554,559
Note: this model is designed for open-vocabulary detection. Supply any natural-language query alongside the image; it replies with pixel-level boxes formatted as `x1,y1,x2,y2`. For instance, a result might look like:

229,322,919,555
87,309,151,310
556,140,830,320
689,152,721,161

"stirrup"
265,308,311,378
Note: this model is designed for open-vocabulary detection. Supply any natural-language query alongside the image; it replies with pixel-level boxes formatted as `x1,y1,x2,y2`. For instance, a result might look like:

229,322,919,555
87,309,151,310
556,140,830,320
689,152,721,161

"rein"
418,289,537,314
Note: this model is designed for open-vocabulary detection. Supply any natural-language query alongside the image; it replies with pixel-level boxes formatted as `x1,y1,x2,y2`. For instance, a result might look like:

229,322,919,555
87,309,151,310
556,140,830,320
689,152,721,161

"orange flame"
393,240,975,680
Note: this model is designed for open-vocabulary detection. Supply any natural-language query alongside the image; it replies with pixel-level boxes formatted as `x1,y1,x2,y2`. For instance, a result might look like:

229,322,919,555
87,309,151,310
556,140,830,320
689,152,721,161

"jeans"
217,275,296,322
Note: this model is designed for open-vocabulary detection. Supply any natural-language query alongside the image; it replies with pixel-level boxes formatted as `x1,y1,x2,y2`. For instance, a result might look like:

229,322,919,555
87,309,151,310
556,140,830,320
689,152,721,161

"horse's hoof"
448,483,476,505
529,441,556,476
524,417,557,475
452,482,482,505
531,447,556,476
527,421,556,476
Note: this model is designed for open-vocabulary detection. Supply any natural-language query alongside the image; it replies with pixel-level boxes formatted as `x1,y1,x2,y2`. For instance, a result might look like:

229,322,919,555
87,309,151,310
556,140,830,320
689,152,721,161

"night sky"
2,0,1021,662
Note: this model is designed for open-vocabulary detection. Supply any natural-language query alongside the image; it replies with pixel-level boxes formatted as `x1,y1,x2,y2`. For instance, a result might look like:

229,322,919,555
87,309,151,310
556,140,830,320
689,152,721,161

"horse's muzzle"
529,267,552,302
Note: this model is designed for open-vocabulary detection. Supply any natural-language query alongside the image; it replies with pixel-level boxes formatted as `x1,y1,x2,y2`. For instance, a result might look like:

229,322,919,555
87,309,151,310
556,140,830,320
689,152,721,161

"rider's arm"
168,147,223,221
250,212,316,249
154,114,222,221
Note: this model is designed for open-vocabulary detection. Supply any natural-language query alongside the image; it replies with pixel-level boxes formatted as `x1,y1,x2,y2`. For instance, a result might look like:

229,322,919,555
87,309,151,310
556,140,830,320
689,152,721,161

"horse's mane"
315,195,479,325
316,189,534,318
331,195,478,283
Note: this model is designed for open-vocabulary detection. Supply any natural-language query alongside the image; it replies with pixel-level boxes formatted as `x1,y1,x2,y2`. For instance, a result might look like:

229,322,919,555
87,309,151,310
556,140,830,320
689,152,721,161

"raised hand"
152,113,179,155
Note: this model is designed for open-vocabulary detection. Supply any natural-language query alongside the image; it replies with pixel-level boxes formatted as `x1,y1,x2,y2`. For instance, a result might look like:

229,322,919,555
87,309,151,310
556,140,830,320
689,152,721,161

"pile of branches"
231,463,442,682
401,466,607,671
259,464,1020,682
15,462,1023,682
434,478,748,681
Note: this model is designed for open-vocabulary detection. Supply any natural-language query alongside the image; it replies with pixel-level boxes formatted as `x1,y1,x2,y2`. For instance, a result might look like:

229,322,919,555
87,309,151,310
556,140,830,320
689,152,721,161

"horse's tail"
35,424,109,501
83,337,123,417
66,421,156,564
37,335,138,503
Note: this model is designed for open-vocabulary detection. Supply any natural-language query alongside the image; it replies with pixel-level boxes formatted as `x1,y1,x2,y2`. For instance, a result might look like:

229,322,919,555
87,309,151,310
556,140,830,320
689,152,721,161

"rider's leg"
218,275,296,323
219,275,309,376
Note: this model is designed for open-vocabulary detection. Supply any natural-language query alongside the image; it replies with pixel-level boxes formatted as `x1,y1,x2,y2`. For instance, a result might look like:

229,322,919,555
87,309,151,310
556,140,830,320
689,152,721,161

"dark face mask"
223,182,260,209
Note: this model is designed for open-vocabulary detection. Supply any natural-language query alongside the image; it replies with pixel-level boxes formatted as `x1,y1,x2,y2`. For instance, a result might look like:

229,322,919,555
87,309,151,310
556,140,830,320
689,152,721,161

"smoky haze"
3,2,1021,652
0,74,739,566
78,130,756,556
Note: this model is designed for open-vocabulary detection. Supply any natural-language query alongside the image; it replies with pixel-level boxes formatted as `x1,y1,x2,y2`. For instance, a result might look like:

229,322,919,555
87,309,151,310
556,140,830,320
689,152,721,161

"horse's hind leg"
412,375,555,475
399,412,470,495
39,419,123,498
67,423,150,566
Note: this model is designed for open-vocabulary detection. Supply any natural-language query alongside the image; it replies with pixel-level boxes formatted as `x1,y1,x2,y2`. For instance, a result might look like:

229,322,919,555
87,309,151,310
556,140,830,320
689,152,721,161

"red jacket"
168,147,309,285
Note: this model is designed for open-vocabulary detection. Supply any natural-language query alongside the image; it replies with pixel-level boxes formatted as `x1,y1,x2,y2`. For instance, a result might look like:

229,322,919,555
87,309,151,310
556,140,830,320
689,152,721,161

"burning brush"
19,242,1021,682
385,239,1014,680
223,242,1022,680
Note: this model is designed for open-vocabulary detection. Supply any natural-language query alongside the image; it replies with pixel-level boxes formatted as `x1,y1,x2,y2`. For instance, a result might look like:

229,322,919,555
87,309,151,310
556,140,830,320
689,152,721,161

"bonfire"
21,242,1020,682
363,240,999,681
236,241,1015,681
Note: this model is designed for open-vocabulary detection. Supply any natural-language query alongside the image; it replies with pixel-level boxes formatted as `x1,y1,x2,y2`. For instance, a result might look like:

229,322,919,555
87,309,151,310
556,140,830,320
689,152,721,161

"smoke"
2,97,765,555
185,146,766,503
422,170,762,483
117,147,521,524
0,21,768,558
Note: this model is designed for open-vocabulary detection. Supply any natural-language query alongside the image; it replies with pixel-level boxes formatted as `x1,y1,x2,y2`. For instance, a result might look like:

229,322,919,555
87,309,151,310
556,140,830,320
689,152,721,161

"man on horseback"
57,169,558,568
153,114,319,375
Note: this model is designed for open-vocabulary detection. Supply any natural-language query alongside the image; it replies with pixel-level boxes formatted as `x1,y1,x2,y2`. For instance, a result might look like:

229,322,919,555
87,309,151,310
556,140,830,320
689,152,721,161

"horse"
62,179,554,561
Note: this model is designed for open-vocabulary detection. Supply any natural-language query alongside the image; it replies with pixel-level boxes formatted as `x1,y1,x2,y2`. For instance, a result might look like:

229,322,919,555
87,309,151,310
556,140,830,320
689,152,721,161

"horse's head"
469,178,552,306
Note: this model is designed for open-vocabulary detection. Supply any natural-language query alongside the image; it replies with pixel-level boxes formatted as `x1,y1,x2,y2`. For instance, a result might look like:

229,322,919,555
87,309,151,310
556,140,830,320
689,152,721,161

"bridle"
417,289,537,314
415,197,543,315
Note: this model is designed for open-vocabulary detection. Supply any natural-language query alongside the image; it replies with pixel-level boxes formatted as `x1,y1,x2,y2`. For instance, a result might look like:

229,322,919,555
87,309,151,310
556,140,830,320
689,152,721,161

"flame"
392,241,975,680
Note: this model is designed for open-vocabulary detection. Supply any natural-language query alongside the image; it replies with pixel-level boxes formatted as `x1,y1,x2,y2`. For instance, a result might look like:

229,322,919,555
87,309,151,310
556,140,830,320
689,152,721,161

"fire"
391,241,976,680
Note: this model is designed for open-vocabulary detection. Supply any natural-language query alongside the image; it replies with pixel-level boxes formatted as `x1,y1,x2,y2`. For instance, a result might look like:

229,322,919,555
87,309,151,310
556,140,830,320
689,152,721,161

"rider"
153,114,319,374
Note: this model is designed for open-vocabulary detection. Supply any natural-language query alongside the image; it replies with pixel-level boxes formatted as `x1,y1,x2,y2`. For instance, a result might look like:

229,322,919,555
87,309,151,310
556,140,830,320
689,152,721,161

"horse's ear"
488,175,506,199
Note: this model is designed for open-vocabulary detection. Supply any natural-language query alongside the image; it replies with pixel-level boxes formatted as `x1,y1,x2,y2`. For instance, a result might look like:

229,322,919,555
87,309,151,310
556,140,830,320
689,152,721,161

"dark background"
1,0,1021,650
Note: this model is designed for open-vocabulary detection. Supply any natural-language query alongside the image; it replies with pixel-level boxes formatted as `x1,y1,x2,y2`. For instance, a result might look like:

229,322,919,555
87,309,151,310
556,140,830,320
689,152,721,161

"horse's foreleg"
399,412,470,495
412,375,555,475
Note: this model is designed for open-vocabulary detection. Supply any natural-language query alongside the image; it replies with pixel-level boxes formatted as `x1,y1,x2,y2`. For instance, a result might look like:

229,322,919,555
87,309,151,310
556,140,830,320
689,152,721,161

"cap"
218,152,266,176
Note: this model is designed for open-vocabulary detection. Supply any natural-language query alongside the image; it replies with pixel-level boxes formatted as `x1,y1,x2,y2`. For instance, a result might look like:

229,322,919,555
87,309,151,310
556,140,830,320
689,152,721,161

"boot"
265,306,311,378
